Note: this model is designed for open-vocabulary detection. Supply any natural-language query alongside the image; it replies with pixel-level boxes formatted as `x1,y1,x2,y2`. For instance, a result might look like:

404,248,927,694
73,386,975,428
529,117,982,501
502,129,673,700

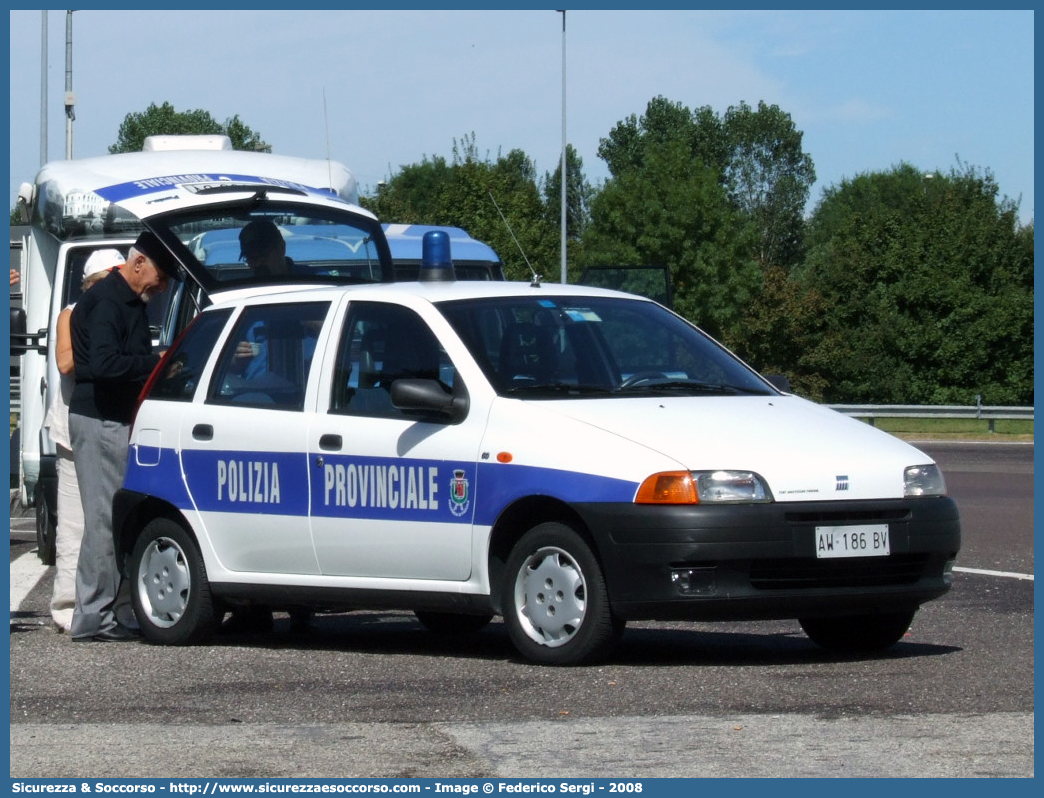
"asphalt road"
8,442,1034,778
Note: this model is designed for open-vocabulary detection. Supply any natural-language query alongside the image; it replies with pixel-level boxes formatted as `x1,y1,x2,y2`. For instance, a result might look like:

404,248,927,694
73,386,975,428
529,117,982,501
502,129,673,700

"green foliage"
363,133,556,281
723,100,815,270
597,96,728,179
586,96,817,344
580,139,758,342
542,144,593,241
796,162,1033,404
360,98,1029,408
109,102,269,153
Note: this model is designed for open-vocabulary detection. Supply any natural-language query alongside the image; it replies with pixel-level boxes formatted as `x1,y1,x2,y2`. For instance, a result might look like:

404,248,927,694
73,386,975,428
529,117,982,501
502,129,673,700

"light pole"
40,10,47,166
558,10,567,284
64,10,75,159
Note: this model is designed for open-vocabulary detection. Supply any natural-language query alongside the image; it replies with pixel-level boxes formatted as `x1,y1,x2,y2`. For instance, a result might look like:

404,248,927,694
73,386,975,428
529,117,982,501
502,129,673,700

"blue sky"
8,8,1035,225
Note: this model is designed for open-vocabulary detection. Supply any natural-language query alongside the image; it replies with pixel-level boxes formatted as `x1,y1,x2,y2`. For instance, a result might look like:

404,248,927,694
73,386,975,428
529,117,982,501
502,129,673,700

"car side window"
148,309,233,402
207,301,329,411
330,301,454,419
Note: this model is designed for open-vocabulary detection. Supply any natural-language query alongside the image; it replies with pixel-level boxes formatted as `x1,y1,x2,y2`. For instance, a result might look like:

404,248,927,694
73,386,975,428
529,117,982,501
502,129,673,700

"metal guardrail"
829,403,1034,433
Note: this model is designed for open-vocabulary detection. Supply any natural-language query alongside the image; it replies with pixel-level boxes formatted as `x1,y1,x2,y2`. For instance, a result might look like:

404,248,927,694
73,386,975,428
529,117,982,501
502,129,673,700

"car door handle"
192,424,214,441
319,434,342,451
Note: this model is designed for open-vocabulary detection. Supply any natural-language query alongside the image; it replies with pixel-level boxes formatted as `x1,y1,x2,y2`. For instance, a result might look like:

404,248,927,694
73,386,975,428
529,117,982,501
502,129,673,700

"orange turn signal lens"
635,471,698,505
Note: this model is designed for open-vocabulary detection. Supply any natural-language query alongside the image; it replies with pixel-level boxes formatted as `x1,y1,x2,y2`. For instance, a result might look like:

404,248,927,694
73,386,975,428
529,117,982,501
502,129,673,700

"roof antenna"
322,88,334,192
489,191,541,287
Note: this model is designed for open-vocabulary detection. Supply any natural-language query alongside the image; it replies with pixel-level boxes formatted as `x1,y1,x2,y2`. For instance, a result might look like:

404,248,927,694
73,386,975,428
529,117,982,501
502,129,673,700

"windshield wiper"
503,382,614,397
615,380,771,396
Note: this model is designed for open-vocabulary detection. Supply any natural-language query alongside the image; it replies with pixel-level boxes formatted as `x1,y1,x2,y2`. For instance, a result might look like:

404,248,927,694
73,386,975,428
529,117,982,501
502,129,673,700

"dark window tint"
207,302,329,411
148,309,233,402
439,295,771,397
330,301,454,419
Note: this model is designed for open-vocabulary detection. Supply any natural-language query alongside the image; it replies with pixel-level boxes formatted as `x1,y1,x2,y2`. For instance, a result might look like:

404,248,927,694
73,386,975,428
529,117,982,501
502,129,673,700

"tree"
598,97,815,274
542,144,593,242
580,138,758,342
597,96,727,179
723,100,815,270
109,102,269,154
587,97,773,342
362,133,557,281
797,161,1033,404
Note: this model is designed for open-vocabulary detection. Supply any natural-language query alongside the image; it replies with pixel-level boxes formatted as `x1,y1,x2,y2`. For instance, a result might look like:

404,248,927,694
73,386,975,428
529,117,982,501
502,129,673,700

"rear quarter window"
206,301,330,411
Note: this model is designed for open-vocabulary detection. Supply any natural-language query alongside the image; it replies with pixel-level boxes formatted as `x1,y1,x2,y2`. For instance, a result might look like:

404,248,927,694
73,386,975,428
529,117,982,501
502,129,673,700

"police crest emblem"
449,469,470,517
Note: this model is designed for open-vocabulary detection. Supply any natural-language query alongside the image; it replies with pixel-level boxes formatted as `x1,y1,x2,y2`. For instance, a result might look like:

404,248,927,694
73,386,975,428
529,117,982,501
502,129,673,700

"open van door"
576,264,673,309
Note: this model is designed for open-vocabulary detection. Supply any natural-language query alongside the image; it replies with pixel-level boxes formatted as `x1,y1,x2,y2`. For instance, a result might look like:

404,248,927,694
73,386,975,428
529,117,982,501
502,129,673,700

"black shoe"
75,625,140,643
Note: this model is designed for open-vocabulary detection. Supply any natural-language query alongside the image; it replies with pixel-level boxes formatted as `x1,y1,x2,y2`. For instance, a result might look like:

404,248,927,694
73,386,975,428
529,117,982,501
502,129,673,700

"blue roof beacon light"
419,230,456,282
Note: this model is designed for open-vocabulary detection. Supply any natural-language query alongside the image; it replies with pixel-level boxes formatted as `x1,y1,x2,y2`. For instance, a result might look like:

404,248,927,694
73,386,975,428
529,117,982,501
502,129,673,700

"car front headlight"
904,464,947,497
635,470,772,504
694,470,772,503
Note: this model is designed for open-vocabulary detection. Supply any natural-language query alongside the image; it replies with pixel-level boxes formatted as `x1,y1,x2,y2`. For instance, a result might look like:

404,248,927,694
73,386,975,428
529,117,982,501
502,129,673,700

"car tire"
34,482,56,566
503,522,623,666
799,610,917,653
414,611,493,635
129,518,219,645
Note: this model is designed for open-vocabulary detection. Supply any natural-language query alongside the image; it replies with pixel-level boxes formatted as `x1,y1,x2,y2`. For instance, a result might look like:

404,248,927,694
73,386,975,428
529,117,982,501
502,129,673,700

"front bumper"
574,496,960,622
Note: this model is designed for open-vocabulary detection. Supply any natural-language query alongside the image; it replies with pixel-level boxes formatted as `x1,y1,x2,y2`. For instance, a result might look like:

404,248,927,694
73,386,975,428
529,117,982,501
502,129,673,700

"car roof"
203,278,646,310
381,224,500,263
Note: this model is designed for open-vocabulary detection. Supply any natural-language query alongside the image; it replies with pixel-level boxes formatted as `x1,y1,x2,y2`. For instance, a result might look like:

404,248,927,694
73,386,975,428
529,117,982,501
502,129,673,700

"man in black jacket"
68,230,180,642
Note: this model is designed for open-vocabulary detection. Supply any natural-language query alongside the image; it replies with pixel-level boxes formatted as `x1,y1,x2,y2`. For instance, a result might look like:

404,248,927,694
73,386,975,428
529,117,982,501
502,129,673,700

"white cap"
83,249,124,279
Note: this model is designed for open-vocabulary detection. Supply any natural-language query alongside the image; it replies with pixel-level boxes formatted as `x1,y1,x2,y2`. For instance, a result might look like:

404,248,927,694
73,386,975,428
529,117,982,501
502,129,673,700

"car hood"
545,394,935,501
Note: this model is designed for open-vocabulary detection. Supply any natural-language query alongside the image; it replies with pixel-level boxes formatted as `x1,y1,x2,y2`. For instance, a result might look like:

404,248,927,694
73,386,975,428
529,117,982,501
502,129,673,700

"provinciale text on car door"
308,300,483,581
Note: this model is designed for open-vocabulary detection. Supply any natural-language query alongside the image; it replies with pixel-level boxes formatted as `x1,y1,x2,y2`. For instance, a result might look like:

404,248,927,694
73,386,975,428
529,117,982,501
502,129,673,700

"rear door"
175,299,331,575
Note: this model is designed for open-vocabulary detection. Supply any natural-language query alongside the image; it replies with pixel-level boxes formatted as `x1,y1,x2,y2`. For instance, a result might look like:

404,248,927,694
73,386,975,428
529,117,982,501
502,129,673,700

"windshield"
33,178,144,242
147,202,392,290
438,295,774,398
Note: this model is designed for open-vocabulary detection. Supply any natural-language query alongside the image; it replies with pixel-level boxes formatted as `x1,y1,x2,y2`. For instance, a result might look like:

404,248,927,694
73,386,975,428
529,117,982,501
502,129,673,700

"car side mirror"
390,378,469,424
10,306,27,355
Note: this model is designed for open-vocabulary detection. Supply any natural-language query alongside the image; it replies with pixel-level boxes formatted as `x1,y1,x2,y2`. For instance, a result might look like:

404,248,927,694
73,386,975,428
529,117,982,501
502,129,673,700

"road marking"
955,566,1033,581
10,549,48,622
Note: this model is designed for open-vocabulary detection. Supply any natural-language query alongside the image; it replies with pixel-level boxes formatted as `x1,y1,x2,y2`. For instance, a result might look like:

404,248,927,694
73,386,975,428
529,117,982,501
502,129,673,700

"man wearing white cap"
44,249,123,633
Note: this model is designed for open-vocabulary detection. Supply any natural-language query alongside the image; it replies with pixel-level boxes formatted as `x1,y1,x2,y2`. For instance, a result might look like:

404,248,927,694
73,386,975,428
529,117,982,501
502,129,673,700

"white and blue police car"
108,185,960,665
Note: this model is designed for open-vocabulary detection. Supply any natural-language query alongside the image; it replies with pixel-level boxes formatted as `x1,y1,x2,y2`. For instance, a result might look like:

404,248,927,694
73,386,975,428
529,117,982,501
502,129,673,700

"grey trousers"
68,413,129,639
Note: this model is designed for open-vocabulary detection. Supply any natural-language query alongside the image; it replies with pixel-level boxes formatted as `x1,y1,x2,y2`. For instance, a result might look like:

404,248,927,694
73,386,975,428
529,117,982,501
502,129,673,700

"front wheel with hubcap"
799,610,917,653
129,518,219,645
503,522,623,666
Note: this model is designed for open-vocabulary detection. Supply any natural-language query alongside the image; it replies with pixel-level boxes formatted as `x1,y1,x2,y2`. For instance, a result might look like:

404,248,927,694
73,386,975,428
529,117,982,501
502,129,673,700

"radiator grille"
784,508,910,525
749,554,930,590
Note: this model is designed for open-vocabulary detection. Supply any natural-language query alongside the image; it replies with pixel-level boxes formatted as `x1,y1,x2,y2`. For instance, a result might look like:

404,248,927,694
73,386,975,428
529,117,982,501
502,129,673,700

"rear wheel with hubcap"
129,518,219,645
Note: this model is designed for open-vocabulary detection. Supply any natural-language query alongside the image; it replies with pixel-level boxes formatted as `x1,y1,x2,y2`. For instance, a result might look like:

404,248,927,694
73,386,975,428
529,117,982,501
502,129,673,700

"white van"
11,138,505,564
10,136,377,562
